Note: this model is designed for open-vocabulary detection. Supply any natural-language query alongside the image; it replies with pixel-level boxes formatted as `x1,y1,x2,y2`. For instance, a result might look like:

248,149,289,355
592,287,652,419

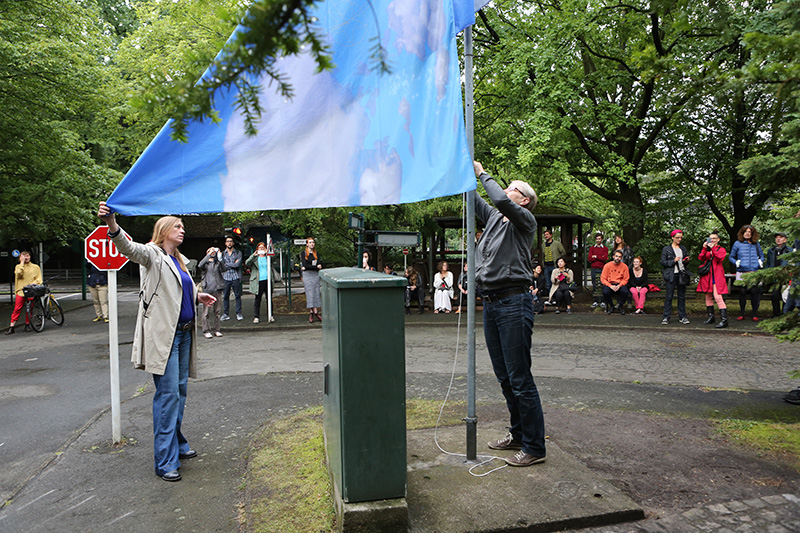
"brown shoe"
487,432,523,451
4,327,14,335
505,450,545,467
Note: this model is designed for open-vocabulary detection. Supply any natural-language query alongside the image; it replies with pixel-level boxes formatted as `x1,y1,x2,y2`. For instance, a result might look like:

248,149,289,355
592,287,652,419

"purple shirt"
170,256,195,323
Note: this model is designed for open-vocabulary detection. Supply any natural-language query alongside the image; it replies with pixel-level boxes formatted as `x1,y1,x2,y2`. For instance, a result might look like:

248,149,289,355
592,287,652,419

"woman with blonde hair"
628,256,649,314
98,202,216,482
433,260,454,313
300,237,322,323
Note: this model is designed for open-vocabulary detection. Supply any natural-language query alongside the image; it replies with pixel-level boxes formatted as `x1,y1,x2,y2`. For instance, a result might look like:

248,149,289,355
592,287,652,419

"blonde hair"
151,216,188,272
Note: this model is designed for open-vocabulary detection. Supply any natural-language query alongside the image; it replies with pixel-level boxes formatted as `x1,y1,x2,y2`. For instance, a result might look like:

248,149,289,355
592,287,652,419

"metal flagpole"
464,24,477,461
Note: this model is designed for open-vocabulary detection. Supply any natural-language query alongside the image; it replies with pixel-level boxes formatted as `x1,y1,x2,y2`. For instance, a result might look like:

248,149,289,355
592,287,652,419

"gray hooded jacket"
474,173,537,292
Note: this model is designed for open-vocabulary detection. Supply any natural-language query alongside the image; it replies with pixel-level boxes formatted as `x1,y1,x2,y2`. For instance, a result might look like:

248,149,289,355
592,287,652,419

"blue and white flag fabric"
107,0,490,216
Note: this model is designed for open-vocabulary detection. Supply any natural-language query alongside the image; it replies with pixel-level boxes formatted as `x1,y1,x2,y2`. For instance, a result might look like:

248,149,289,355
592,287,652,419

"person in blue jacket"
729,224,765,321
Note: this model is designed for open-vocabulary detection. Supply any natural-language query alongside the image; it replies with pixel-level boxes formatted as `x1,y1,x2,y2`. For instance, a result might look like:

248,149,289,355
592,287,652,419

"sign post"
85,226,130,444
266,235,275,322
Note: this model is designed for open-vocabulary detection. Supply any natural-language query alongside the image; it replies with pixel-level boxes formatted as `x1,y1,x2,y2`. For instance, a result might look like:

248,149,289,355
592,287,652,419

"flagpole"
464,24,477,462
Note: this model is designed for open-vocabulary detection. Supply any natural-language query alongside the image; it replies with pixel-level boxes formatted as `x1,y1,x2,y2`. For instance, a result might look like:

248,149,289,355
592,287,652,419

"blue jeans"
152,329,192,476
483,293,546,457
662,280,687,320
223,279,242,316
543,265,555,294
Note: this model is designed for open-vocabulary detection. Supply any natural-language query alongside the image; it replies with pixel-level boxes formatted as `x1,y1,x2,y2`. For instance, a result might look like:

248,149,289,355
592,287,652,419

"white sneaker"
269,316,275,323
600,302,606,309
591,302,599,308
220,314,230,321
253,318,259,324
236,314,243,321
214,331,223,337
204,332,213,339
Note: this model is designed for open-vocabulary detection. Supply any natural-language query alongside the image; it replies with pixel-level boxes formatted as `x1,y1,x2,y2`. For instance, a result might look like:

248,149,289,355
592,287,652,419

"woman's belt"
177,320,195,331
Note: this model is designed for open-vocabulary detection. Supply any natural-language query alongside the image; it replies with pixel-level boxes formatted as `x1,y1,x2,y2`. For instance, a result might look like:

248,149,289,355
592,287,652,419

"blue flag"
107,0,488,216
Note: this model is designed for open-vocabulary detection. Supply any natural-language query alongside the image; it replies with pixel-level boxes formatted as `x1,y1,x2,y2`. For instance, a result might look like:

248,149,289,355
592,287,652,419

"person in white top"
433,260,454,313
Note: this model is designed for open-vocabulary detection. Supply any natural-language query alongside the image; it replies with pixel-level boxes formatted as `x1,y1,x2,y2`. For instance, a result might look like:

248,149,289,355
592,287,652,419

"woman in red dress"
696,231,729,328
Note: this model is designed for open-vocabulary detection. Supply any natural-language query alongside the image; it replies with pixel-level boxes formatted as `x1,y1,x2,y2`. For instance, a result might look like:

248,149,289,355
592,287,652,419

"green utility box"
320,267,407,504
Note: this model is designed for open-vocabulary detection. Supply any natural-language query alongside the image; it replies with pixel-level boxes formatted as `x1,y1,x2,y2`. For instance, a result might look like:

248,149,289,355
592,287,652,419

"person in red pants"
5,251,41,335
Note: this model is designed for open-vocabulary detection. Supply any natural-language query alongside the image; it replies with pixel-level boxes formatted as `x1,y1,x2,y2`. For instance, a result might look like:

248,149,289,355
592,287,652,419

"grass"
241,399,467,532
243,406,333,533
715,419,800,471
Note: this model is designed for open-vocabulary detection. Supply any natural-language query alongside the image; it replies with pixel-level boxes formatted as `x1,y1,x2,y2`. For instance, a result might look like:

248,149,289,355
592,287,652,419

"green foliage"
735,1,800,347
472,0,777,248
0,0,121,244
106,0,246,165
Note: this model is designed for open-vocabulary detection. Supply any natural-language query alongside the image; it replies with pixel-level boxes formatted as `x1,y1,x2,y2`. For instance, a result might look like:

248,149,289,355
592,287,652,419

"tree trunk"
618,180,645,249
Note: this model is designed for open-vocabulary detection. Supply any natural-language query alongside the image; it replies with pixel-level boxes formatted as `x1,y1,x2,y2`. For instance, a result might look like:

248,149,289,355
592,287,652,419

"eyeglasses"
507,186,528,199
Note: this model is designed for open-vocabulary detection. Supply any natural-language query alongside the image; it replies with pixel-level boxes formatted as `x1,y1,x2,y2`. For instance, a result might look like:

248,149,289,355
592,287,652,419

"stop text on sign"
85,226,131,271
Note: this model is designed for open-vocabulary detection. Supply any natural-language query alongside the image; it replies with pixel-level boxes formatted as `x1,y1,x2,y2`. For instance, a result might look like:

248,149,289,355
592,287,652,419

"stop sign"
402,248,409,255
85,226,131,271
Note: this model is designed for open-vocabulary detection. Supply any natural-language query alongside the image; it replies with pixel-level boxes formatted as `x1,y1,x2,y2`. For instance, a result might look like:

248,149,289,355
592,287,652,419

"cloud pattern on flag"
107,0,486,215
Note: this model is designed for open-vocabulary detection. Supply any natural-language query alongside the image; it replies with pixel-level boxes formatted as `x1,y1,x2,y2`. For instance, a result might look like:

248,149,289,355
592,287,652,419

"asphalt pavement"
0,289,798,532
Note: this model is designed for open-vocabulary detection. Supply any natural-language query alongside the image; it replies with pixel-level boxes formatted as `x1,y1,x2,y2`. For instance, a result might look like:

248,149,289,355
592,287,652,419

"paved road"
1,292,799,531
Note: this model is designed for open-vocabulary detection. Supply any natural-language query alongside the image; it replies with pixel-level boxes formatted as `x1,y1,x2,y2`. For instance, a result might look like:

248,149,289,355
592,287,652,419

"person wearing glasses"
98,201,217,482
729,224,765,321
473,161,546,468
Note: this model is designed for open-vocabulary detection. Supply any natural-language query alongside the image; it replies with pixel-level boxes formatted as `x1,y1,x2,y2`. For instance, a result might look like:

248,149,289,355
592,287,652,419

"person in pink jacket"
697,231,729,328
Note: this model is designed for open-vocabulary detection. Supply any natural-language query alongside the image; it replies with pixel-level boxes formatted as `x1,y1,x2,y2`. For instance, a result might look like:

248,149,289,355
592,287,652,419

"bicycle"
22,277,65,333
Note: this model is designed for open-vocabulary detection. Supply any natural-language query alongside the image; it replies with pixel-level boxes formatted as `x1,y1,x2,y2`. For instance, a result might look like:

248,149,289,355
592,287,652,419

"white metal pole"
267,235,274,322
464,24,478,461
108,270,122,443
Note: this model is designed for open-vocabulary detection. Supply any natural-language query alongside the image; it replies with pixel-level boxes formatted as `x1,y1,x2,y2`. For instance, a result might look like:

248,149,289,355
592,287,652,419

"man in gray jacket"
198,247,226,338
474,161,546,467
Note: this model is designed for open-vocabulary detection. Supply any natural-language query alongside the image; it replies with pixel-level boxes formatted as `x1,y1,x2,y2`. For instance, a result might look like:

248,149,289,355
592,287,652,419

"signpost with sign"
266,235,275,322
85,226,131,443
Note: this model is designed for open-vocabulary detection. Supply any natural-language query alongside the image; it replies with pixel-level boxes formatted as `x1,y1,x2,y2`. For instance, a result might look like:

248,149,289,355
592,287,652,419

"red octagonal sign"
85,226,131,271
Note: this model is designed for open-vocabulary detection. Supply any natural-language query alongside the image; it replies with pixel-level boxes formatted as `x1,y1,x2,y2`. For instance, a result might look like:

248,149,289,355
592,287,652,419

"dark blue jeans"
223,279,242,316
152,329,192,476
482,293,546,457
662,280,687,320
543,265,555,294
602,285,630,308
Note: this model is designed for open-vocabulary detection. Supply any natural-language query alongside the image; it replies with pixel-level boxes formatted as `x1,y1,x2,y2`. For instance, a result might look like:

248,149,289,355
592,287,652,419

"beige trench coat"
111,230,198,377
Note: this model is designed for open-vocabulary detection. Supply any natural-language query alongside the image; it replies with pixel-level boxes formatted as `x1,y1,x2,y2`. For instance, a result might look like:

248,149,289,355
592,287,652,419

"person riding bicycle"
6,251,42,335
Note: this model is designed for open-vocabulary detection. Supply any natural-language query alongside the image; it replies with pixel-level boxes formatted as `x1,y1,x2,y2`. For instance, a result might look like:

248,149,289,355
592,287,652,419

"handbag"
679,270,691,285
23,284,46,298
697,260,711,276
647,283,661,292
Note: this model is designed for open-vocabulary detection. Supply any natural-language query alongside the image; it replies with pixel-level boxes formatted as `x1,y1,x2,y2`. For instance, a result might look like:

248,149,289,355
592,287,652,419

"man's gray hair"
510,180,537,211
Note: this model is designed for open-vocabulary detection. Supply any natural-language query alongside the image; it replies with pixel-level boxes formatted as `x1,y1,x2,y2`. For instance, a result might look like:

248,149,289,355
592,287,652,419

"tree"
737,1,800,343
652,1,800,247
0,0,121,245
105,0,247,166
471,0,766,248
